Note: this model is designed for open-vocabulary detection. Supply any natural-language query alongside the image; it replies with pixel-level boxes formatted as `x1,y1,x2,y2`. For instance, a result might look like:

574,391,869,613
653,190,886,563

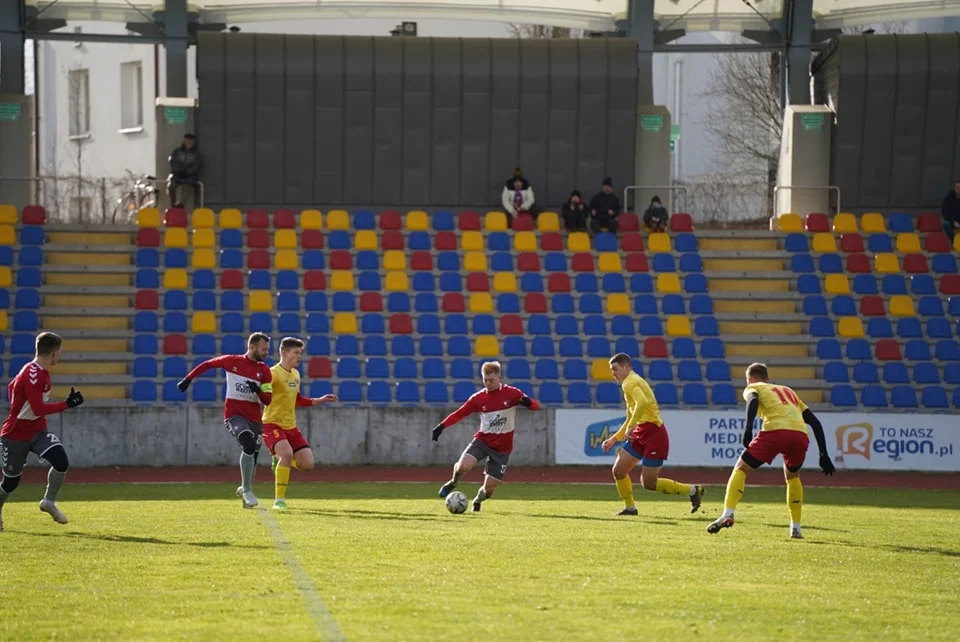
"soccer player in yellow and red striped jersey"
707,363,836,539
602,353,704,516
262,337,337,510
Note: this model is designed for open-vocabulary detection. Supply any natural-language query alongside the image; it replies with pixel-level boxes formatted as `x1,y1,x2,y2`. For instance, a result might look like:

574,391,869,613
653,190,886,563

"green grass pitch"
2,481,958,641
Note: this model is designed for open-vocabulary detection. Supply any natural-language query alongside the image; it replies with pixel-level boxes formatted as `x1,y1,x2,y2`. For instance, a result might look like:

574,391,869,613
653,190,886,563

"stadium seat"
654,383,679,405
831,295,856,316
625,254,649,273
845,339,872,361
162,334,187,356
620,233,644,253
694,316,719,337
850,275,876,295
934,255,959,275
474,336,499,357
567,232,590,252
676,360,701,382
916,212,941,233
796,274,821,294
810,317,834,338
566,383,591,405
846,253,870,274
711,384,737,406
811,233,837,253
804,213,828,233
652,253,676,272
593,382,619,405
165,249,187,269
888,295,914,317
666,316,691,337
838,317,864,338
924,233,950,253
579,294,602,314
816,339,842,360
513,213,534,231
867,317,893,338
861,385,888,408
926,317,953,338
466,273,489,292
936,340,960,361
803,295,827,316
18,205,44,226
641,337,666,359
784,233,808,252
778,213,802,232
874,253,899,274
680,383,707,406
905,339,932,361
791,254,814,273
839,233,865,253
830,385,857,407
903,254,929,274
656,273,681,294
630,274,654,294
832,212,858,234
618,212,640,232
875,339,902,361
921,386,948,409
859,213,886,233
895,233,921,254
889,386,918,409
946,364,960,385
880,362,909,384
918,296,944,317
647,233,670,253
824,274,849,295
824,362,849,383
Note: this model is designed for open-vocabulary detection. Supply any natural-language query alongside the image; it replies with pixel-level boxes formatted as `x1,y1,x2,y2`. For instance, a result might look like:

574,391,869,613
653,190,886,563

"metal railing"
773,184,841,219
623,184,689,215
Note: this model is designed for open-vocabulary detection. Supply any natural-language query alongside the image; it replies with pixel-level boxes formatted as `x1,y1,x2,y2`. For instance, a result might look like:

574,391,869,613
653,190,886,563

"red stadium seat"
220,269,243,290
247,249,270,269
670,213,693,232
839,234,864,253
940,275,960,295
137,228,160,247
246,209,269,228
524,293,547,313
916,213,942,233
571,253,594,272
875,339,902,361
459,211,481,230
360,292,383,312
547,273,571,292
625,253,649,273
135,290,158,310
382,230,404,250
164,207,187,227
621,233,644,252
273,209,296,229
805,213,829,232
924,233,950,253
903,254,929,274
513,214,534,231
442,293,466,313
859,296,885,316
303,270,326,291
517,252,540,272
846,253,871,274
162,334,188,355
379,210,402,230
247,229,269,248
466,272,489,292
540,232,563,251
301,229,324,249
20,205,46,225
410,251,433,271
500,314,524,335
644,337,668,358
434,231,457,250
329,250,352,270
389,314,413,334
619,212,640,232
308,357,332,378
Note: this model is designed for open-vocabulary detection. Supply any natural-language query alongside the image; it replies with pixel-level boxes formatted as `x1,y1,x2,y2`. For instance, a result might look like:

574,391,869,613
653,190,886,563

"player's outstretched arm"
178,355,231,391
431,399,476,441
24,378,75,416
296,393,338,407
743,393,759,450
801,409,836,476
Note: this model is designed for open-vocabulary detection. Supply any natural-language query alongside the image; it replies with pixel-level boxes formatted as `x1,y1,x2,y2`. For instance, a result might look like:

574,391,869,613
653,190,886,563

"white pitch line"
258,506,346,641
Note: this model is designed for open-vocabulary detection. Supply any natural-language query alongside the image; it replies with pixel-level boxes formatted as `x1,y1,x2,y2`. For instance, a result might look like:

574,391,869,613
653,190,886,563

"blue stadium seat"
881,275,907,295
594,232,617,252
521,273,544,293
191,269,214,290
361,313,385,334
558,337,583,357
791,254,815,273
422,358,446,379
417,314,440,335
535,359,559,380
134,311,158,332
192,334,216,356
555,315,579,335
19,226,44,245
539,382,563,404
867,233,893,253
683,384,708,406
164,249,187,268
649,360,673,381
447,336,470,356
410,293,436,313
363,336,387,356
662,294,685,315
249,312,272,332
132,357,157,378
700,338,725,359
439,273,462,292
506,359,531,380
392,336,415,356
357,272,381,292
162,380,187,403
488,232,510,251
583,315,606,336
335,335,359,356
853,362,880,383
904,339,932,361
652,253,675,272
918,296,944,317
705,360,730,381
332,292,355,312
630,274,654,293
353,210,375,229
852,275,878,294
338,381,363,403
784,234,808,252
304,292,327,312
328,231,350,250
689,294,714,315
823,361,849,383
387,293,410,313
932,254,958,274
366,358,391,379
796,275,821,294
845,339,871,360
861,385,888,408
272,270,297,291
219,229,241,248
336,357,361,379
0,288,7,308
831,295,856,316
131,381,157,403
950,297,960,316
491,252,513,271
816,339,842,360
511,381,534,398
503,336,527,357
544,253,567,272
888,213,912,233
596,382,621,405
472,314,496,335
356,251,379,270
921,386,948,409
867,318,893,338
136,269,159,289
162,356,187,378
567,383,592,405
445,314,468,335
277,292,300,312
10,333,35,355
220,249,243,268
654,383,678,405
248,270,271,290
302,250,325,269
497,293,520,313
223,334,246,354
803,296,827,316
220,312,244,333
611,315,635,336
7,357,30,378
818,253,842,273
425,382,449,404
694,316,719,336
0,246,11,265
452,381,475,403
309,381,334,398
911,275,936,295
677,360,702,381
913,362,940,384
574,274,598,293
367,381,392,404
830,385,857,407
684,274,708,293
634,294,657,315
136,248,159,267
935,340,960,361
14,289,38,309
531,337,554,357
890,386,918,408
674,233,698,252
163,311,187,333
926,318,953,338
409,231,430,250
639,316,663,336
579,294,602,314
672,337,696,358
393,358,417,379
711,383,737,406
615,337,640,358
587,337,611,358
601,273,626,293
433,211,454,230
896,317,922,338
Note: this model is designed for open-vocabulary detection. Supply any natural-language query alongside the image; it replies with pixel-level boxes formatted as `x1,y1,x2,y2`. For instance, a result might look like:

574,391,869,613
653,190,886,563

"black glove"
742,429,753,451
819,453,836,476
431,424,444,442
247,381,261,394
519,396,532,408
177,378,191,392
65,388,84,409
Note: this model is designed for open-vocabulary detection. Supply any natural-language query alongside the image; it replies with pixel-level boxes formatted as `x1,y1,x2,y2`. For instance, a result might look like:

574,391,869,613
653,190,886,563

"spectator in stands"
643,195,669,232
167,134,202,209
589,177,621,235
501,168,536,226
942,180,960,240
562,190,588,232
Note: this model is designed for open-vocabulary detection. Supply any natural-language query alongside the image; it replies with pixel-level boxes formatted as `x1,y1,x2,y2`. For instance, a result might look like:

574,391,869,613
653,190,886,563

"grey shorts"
462,438,510,481
1,432,63,478
224,416,263,449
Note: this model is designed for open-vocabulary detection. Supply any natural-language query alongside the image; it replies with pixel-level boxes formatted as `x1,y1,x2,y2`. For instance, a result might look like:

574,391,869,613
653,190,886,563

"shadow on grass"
23,530,268,550
522,512,684,526
805,539,960,558
285,507,446,522
761,523,850,533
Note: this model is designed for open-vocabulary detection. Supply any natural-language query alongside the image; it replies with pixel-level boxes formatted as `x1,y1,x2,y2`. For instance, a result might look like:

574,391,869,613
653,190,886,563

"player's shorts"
746,429,809,470
262,424,310,455
462,438,510,481
622,422,670,467
224,416,263,448
1,432,64,478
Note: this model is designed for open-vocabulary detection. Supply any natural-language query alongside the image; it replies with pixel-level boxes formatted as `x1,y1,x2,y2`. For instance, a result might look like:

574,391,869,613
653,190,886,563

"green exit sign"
801,113,824,131
164,106,189,125
641,114,664,133
0,103,22,122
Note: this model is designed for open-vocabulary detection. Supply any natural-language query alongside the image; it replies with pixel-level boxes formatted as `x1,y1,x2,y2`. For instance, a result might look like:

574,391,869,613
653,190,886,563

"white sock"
721,508,734,519
790,522,801,531
689,485,698,497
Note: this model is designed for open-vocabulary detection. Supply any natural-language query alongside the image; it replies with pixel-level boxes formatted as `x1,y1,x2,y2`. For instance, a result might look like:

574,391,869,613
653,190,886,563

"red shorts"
262,424,310,455
746,430,809,469
624,422,670,464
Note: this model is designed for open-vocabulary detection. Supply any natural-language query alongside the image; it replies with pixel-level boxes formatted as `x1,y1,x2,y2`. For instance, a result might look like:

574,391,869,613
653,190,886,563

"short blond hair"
481,361,502,377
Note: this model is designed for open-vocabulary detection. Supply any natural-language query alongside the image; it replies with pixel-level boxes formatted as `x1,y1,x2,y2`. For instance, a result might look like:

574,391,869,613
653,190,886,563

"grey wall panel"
373,37,404,204
518,39,549,204
606,40,639,198
222,33,256,204
921,34,960,205
431,39,462,205
401,38,432,205
283,35,315,205
832,37,866,211
196,34,225,204
858,37,897,208
577,40,608,197
254,34,285,204
343,37,374,204
489,38,520,204
889,36,928,208
313,36,344,203
459,39,492,206
547,40,579,205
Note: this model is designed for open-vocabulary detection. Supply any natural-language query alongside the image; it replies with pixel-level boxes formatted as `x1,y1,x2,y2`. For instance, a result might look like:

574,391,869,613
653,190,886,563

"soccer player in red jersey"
177,332,273,509
431,361,540,512
0,333,84,531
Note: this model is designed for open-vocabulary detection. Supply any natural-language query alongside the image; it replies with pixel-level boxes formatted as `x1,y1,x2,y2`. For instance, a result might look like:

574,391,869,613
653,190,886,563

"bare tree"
507,24,584,39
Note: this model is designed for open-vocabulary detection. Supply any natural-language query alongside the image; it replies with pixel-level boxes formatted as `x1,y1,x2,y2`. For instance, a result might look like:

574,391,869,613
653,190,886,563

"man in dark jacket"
942,180,960,240
562,190,588,232
589,177,620,235
167,134,202,208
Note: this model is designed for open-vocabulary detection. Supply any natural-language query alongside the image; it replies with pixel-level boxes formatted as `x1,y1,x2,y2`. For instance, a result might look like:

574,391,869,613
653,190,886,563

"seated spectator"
943,179,960,240
589,177,620,235
167,133,202,209
643,195,669,232
501,168,536,227
562,190,587,232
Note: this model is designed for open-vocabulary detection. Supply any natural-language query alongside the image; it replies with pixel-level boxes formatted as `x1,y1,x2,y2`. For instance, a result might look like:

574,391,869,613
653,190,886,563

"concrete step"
46,272,132,286
709,278,791,293
703,258,785,272
58,338,129,352
719,320,804,335
42,285,135,295
39,306,133,316
44,223,134,234
714,300,796,313
726,343,809,358
49,384,127,400
43,295,131,308
46,231,132,245
44,243,136,253
699,238,778,251
56,362,129,376
43,316,129,330
46,252,132,266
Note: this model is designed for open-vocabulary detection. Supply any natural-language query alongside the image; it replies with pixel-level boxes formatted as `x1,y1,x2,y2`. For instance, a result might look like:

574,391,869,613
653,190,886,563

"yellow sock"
290,460,302,471
724,468,747,511
615,476,635,508
787,477,803,525
655,478,692,495
275,465,291,500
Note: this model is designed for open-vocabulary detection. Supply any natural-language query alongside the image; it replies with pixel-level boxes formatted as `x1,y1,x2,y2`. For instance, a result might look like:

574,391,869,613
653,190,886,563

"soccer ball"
445,491,468,514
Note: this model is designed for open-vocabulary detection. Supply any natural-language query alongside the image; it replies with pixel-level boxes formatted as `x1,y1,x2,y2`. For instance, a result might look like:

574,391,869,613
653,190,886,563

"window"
120,62,143,129
68,68,90,136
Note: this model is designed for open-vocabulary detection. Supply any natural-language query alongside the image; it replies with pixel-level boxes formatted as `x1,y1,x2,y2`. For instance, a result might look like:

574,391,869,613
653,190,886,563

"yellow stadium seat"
0,266,11,287
606,293,630,314
657,273,681,293
327,209,350,230
191,208,215,228
648,233,672,253
568,232,590,252
889,295,915,317
485,211,508,231
492,273,517,293
591,359,614,381
461,231,484,251
860,213,886,233
895,233,921,254
667,315,692,337
0,204,18,224
385,271,408,292
464,251,487,272
832,212,858,233
383,250,406,271
333,313,358,334
0,225,14,245
274,229,297,249
192,228,215,248
598,253,623,273
838,317,864,338
955,234,960,252
537,211,560,232
514,231,537,252
777,213,803,233
300,209,323,230
163,228,188,248
275,249,298,270
163,269,188,290
824,274,850,295
191,249,216,269
219,208,242,229
874,253,900,274
0,310,6,332
474,336,499,357
136,207,160,228
470,292,494,312
330,271,354,291
248,291,272,312
811,232,837,253
191,311,216,333
405,210,429,231
355,230,377,250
